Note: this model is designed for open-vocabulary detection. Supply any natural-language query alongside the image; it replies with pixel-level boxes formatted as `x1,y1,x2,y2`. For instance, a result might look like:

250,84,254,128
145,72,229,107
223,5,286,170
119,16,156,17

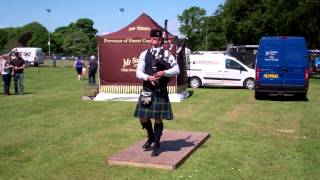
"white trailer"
12,47,44,66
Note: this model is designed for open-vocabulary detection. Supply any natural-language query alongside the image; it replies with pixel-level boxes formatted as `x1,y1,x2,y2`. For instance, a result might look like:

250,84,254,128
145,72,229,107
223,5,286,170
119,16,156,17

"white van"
187,53,255,89
12,47,44,66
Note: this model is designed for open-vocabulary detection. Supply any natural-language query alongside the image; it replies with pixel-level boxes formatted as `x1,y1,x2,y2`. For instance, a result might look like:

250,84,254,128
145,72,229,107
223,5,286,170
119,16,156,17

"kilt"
134,88,173,120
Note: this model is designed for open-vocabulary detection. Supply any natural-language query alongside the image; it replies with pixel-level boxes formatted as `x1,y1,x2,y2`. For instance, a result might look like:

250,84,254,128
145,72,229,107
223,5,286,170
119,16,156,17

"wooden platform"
107,130,210,170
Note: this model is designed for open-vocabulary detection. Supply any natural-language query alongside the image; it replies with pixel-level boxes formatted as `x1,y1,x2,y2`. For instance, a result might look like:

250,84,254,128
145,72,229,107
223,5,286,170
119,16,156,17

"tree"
74,18,98,55
222,0,320,48
74,18,97,39
289,0,320,48
27,31,48,50
1,18,99,55
18,32,33,46
62,30,90,56
206,5,227,50
0,29,8,53
16,22,49,50
50,32,64,54
178,6,207,51
1,27,21,52
223,0,265,45
54,18,98,55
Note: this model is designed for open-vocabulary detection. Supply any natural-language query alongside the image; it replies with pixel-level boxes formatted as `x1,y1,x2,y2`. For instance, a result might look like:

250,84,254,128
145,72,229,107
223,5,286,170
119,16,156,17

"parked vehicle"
11,47,44,66
307,49,320,75
313,57,320,73
255,36,309,99
187,53,255,89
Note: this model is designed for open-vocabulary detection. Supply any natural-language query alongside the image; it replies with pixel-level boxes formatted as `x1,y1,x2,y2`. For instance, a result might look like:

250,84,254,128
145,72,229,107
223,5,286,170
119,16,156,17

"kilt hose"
134,88,173,120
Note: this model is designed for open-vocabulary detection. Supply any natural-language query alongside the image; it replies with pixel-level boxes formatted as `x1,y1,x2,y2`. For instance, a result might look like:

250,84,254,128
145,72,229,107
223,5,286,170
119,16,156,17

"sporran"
140,91,152,106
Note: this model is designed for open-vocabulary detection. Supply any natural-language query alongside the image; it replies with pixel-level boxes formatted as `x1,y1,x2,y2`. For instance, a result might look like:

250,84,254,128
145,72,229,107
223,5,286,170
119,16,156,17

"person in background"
1,54,13,95
88,55,98,85
73,57,84,80
0,54,2,74
133,29,180,157
52,54,57,68
10,52,25,95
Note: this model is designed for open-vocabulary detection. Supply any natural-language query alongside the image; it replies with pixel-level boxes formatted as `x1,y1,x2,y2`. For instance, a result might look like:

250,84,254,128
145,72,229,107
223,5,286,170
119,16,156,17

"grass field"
1,60,320,179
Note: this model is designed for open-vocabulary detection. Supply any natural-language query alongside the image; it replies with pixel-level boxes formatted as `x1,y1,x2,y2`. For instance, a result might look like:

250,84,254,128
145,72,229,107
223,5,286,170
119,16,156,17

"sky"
0,0,225,37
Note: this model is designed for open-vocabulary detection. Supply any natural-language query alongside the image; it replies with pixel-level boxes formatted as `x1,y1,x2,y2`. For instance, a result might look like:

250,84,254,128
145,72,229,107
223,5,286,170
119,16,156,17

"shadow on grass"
0,92,34,96
143,136,196,153
35,65,73,68
200,86,245,89
149,135,200,154
187,90,194,98
255,94,309,102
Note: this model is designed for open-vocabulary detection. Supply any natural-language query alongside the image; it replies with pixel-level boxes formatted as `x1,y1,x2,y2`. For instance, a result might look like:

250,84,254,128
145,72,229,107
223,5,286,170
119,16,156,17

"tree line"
178,0,320,51
1,0,319,55
0,18,97,57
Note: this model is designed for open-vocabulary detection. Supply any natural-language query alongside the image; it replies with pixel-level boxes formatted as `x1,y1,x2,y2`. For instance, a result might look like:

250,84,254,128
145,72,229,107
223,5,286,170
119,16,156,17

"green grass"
1,61,320,179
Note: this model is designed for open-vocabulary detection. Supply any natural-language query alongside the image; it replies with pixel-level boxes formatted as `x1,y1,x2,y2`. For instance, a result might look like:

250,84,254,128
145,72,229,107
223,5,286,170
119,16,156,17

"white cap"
90,55,95,60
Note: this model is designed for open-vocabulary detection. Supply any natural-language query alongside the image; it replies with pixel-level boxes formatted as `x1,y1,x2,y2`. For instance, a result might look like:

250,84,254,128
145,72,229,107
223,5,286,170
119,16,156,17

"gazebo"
95,13,188,101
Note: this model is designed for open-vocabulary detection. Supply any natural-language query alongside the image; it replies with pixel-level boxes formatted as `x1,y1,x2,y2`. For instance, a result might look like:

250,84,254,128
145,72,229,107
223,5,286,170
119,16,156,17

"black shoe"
140,119,154,149
142,139,154,149
151,142,160,157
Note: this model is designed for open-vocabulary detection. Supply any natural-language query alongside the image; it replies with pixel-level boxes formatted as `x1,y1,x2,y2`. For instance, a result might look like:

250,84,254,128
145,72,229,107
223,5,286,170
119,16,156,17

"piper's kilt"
134,88,173,120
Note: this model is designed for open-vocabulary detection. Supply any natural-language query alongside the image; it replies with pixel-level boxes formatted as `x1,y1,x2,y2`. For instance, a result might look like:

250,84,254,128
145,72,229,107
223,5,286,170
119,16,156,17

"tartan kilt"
134,88,173,120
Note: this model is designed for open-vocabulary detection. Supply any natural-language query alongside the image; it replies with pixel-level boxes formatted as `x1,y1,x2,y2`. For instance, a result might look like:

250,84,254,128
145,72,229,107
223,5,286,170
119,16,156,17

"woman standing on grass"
73,57,84,80
0,54,13,96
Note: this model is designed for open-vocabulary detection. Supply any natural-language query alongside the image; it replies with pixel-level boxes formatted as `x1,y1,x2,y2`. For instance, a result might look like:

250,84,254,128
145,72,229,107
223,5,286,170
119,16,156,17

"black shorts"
76,67,82,75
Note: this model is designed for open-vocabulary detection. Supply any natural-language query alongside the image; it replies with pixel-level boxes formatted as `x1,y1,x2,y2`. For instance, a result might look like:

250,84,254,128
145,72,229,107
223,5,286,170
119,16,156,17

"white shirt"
1,60,10,75
0,59,3,74
136,47,180,81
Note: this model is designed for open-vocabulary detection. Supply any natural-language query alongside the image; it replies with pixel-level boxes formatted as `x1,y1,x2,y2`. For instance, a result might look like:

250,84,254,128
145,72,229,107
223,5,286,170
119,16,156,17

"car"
313,57,320,73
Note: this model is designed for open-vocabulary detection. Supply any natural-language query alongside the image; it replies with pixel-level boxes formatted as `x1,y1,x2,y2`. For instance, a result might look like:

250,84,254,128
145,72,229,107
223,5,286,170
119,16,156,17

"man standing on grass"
88,55,98,85
10,52,25,95
134,29,180,157
52,54,57,68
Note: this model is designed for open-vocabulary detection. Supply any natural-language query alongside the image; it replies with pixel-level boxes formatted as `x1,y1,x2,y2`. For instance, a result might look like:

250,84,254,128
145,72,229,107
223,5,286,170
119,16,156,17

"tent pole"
97,40,100,92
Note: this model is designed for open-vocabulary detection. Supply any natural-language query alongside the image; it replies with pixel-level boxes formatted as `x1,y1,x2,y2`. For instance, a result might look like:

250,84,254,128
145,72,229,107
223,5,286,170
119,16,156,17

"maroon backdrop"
98,13,177,86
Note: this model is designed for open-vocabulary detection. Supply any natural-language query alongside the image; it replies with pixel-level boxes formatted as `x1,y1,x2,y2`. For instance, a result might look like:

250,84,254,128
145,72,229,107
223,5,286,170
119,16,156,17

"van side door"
202,59,223,86
222,59,245,86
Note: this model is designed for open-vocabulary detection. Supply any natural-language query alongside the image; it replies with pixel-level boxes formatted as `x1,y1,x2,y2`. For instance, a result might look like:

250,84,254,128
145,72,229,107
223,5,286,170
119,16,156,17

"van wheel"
244,78,255,89
189,77,201,88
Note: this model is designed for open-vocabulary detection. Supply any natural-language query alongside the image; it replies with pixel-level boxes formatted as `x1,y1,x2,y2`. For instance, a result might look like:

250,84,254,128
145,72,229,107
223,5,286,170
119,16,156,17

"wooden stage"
107,130,210,170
